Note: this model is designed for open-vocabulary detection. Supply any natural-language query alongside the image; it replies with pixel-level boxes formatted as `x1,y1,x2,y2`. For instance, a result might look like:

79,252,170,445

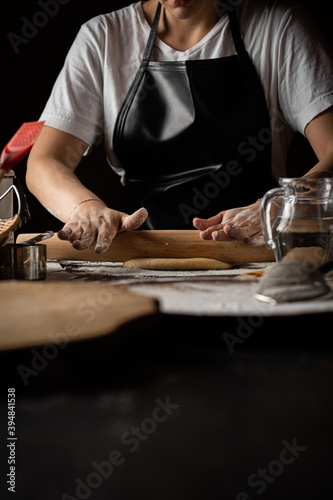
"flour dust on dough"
123,257,233,270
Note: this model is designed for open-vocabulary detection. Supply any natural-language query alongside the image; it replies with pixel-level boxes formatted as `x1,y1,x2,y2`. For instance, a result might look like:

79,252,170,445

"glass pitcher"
260,174,333,265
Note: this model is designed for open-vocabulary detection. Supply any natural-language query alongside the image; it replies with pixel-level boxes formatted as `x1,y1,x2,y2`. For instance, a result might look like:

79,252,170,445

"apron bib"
113,2,275,229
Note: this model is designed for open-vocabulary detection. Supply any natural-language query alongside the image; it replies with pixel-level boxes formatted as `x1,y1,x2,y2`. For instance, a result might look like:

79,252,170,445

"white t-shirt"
40,0,333,183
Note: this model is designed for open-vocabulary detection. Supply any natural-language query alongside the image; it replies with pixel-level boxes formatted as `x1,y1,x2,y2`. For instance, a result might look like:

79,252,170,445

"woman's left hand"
193,200,266,246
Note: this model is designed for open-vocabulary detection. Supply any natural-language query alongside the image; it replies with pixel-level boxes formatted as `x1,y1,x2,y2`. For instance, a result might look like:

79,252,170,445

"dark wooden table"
1,262,332,500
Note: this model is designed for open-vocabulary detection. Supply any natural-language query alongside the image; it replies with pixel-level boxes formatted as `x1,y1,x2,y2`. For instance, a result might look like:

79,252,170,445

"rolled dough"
123,257,233,270
283,246,327,265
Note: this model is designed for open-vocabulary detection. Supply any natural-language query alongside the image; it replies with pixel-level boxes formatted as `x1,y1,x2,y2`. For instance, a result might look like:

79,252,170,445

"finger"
68,231,83,243
57,228,72,240
210,230,238,242
223,223,259,240
120,208,148,231
221,224,264,245
209,223,255,242
243,232,265,246
199,231,212,240
200,224,226,240
94,236,113,254
58,221,83,242
71,230,97,250
193,213,223,231
94,227,116,254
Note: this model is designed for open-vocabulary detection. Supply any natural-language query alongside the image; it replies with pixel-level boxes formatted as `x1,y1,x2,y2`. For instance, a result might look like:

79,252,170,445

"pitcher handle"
260,187,284,249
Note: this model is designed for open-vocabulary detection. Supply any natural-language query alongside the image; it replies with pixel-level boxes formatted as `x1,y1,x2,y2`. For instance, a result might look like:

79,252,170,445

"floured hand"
58,203,148,253
193,200,269,246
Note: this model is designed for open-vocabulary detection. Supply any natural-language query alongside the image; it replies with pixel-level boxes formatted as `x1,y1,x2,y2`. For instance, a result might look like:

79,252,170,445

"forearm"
303,150,333,178
304,110,333,178
25,126,148,252
26,155,106,222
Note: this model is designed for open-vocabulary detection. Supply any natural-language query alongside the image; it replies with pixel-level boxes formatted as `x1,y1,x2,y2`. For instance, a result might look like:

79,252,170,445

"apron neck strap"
142,1,162,64
228,8,248,59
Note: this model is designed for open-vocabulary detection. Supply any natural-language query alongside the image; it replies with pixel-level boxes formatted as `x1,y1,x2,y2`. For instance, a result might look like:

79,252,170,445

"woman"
27,0,333,253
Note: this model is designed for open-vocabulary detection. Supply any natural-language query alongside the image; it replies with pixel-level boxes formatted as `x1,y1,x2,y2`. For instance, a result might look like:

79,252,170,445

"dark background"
1,4,333,499
1,0,332,233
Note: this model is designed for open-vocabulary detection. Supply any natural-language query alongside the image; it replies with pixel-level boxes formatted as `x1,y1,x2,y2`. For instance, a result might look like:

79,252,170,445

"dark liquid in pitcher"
274,218,333,263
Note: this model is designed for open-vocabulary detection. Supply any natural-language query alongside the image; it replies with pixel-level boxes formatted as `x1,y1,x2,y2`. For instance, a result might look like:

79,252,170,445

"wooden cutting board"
17,230,274,263
0,281,158,351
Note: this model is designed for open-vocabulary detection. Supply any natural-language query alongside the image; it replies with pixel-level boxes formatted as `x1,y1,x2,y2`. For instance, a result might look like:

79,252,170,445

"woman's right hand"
27,126,148,253
57,202,148,253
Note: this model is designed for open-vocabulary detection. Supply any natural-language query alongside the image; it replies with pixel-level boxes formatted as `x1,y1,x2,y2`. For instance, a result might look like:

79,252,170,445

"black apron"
113,2,275,229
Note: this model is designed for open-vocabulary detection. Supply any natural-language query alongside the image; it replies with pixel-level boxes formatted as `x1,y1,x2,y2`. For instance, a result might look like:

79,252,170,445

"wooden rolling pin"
17,230,275,263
